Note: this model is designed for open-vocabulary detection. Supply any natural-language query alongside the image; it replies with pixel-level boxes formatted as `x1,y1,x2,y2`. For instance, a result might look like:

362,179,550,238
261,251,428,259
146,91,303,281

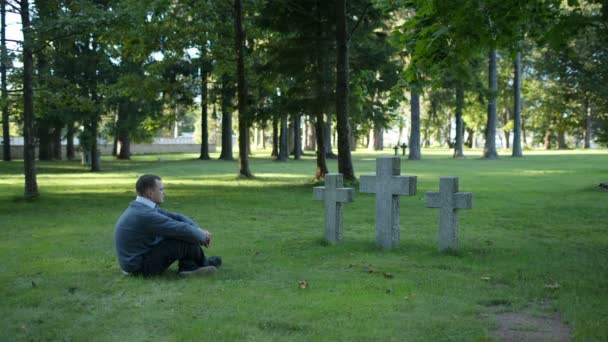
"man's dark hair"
136,174,161,195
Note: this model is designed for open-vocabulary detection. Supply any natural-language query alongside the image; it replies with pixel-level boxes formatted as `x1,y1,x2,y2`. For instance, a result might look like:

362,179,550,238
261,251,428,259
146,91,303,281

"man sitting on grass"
115,174,221,277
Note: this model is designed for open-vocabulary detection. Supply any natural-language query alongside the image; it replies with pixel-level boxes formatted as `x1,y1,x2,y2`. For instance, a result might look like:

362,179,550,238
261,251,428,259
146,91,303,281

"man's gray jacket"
114,201,208,273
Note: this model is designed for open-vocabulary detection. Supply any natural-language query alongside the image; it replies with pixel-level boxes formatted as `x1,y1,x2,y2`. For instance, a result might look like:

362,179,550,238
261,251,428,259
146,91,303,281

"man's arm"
157,208,196,226
143,211,210,245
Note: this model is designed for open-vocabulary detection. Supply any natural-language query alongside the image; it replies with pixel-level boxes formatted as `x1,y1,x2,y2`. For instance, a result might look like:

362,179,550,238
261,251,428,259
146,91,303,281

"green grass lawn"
1,148,607,341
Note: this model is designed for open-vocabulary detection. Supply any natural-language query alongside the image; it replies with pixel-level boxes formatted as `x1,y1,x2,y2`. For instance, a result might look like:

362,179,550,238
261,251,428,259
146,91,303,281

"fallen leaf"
544,282,560,290
298,280,308,289
383,272,394,279
481,276,491,281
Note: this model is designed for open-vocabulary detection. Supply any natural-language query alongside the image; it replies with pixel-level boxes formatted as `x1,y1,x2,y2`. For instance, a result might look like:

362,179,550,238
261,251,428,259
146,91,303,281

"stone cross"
313,173,355,243
425,177,472,252
360,157,417,249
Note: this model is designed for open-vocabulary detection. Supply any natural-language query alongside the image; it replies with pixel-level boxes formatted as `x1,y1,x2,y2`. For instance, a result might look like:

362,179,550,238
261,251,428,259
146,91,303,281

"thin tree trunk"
484,50,499,159
324,113,336,158
199,69,210,160
271,113,278,157
66,122,75,160
512,52,523,157
292,113,301,160
52,121,62,160
408,89,421,160
1,1,9,161
335,0,355,181
453,84,464,158
278,115,288,162
235,0,252,177
219,77,234,161
373,124,383,150
544,129,552,149
21,0,38,198
116,103,130,160
315,112,328,179
557,130,567,149
584,99,591,149
38,122,51,160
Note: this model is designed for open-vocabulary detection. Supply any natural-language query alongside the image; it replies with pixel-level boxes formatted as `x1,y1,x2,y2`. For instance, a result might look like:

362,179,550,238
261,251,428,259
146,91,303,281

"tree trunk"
199,68,210,160
1,1,9,161
66,122,75,160
484,50,499,159
544,129,552,149
584,99,591,149
512,52,523,157
38,122,51,160
52,121,62,160
116,103,130,160
465,127,474,148
271,114,278,157
373,124,383,150
335,0,355,181
557,130,567,149
453,84,464,158
324,113,336,158
408,89,421,160
315,112,328,179
292,113,301,160
21,0,38,198
219,77,234,161
235,0,252,177
278,115,288,162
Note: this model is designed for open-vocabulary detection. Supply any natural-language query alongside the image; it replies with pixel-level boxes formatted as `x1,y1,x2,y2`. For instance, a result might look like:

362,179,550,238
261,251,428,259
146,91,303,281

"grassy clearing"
1,148,607,340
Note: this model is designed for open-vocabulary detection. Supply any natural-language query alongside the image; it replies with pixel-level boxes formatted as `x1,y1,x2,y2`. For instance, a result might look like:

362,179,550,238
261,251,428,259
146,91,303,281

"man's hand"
201,229,212,248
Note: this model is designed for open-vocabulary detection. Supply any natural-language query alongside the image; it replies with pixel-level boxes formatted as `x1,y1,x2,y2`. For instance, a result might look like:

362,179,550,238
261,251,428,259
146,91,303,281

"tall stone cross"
360,157,417,249
425,177,473,252
313,173,355,243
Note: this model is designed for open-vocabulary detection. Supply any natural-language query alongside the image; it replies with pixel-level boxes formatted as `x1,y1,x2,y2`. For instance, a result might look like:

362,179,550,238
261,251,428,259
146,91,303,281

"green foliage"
0,150,607,339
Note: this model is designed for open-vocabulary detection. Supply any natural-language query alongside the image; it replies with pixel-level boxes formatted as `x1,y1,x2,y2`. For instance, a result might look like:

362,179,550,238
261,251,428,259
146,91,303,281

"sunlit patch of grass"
0,148,607,340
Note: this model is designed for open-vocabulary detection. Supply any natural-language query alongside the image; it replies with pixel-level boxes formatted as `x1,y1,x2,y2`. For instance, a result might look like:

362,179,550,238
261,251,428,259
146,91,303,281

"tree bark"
278,115,288,162
116,103,130,160
21,0,38,198
1,1,9,161
235,0,252,177
453,84,464,158
219,76,234,161
324,113,336,158
512,52,523,157
557,130,567,149
373,124,383,150
484,50,499,159
335,0,355,181
544,129,552,149
315,112,328,179
584,99,591,149
271,113,278,157
199,68,210,160
66,122,75,160
38,122,51,160
408,89,421,160
52,121,62,160
292,113,301,160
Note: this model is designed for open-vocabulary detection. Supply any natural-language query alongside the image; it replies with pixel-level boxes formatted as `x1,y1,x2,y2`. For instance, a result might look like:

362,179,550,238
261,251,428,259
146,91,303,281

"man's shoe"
178,265,217,277
207,256,222,268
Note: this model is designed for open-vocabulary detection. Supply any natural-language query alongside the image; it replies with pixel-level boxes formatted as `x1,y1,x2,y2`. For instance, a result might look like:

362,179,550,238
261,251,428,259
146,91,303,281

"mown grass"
0,148,607,341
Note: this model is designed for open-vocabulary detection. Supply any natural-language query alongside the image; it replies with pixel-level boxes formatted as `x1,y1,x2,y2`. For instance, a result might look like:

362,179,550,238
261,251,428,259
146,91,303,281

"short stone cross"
313,173,355,243
360,157,417,249
425,177,472,252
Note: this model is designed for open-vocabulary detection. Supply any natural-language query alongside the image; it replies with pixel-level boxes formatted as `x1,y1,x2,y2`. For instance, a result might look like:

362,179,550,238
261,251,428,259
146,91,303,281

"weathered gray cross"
425,177,473,252
313,173,355,243
360,157,417,249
